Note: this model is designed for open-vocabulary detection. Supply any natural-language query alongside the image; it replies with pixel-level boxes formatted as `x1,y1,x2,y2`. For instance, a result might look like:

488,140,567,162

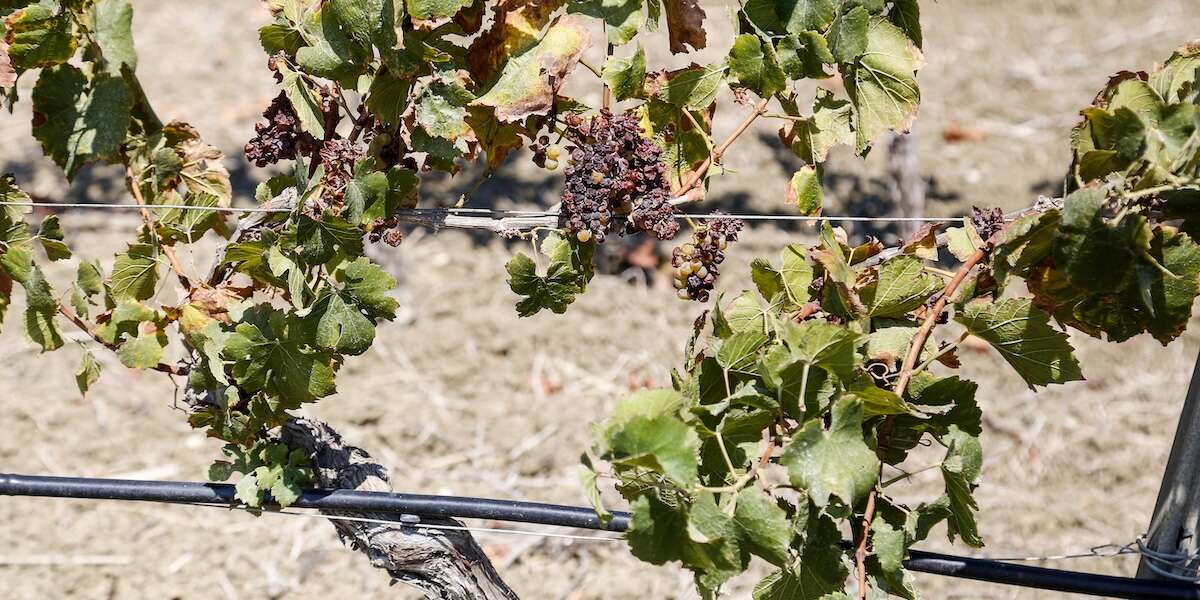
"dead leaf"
663,0,706,54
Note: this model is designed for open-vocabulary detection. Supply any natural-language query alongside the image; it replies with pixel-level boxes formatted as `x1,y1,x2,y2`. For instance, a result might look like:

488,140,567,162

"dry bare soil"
2,1,1200,598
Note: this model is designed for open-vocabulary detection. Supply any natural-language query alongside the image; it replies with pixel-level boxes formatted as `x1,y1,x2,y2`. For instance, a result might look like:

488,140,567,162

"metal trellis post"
1138,349,1200,581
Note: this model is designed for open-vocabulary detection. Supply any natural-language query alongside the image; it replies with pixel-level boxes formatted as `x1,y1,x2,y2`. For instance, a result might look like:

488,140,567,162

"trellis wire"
0,200,962,224
4,473,1200,599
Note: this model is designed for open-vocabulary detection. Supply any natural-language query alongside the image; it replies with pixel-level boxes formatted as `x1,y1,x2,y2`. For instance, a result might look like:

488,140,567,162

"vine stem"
124,166,191,290
855,244,990,599
675,98,771,199
56,302,187,376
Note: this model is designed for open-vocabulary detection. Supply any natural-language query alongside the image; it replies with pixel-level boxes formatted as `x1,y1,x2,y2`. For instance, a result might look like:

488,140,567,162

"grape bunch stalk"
671,215,743,302
558,110,680,243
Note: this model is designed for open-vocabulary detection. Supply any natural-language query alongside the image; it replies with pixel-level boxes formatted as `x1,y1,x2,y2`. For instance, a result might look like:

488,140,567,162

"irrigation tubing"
3,474,1199,599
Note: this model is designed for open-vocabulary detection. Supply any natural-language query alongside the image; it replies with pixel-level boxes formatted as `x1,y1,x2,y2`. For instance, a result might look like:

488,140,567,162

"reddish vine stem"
124,166,191,290
855,244,989,599
676,98,771,197
56,302,187,376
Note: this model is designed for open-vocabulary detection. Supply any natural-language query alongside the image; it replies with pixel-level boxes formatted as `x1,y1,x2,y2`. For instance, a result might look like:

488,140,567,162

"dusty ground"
2,1,1200,599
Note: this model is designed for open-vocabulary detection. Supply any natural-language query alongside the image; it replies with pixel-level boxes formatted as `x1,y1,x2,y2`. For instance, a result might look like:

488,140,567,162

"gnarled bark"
281,417,519,600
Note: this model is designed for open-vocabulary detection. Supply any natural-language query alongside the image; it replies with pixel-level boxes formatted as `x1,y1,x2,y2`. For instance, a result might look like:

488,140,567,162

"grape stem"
675,98,770,201
124,164,191,290
854,241,992,599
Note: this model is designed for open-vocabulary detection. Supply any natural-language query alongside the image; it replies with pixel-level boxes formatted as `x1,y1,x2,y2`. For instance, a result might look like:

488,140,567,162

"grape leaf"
776,0,835,34
295,213,364,265
827,5,868,63
940,425,983,546
729,33,787,99
570,0,641,46
602,45,646,101
1053,187,1147,293
277,62,326,138
610,415,699,487
4,2,77,71
844,17,921,154
780,88,853,164
787,166,822,216
780,319,864,382
661,0,706,53
406,0,472,28
92,0,136,71
36,214,70,261
31,65,133,179
781,397,879,507
1150,42,1200,104
336,257,398,320
310,291,375,355
223,308,337,403
648,63,726,110
22,265,62,351
955,298,1083,388
473,16,589,122
109,243,160,301
777,31,834,80
117,327,167,368
753,511,848,600
75,350,101,396
732,487,791,566
860,255,940,317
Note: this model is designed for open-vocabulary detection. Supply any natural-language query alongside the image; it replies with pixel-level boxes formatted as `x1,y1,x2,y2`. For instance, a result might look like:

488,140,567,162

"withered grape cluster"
244,92,303,168
559,110,679,243
671,215,743,302
307,138,364,217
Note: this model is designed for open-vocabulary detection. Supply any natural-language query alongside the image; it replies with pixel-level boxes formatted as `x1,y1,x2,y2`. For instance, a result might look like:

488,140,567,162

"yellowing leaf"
786,165,822,216
472,16,590,122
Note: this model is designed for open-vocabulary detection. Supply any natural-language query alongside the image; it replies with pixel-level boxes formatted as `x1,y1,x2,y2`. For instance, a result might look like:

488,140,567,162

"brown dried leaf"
472,15,590,122
663,0,706,54
467,0,567,85
0,40,15,89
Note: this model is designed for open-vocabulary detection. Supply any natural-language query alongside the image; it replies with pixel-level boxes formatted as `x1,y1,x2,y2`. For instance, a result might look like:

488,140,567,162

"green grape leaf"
336,257,398,320
610,415,699,487
602,45,646,101
223,308,337,403
406,0,472,28
844,17,921,154
956,298,1083,388
786,166,822,216
109,243,160,301
92,0,137,71
732,487,790,566
777,31,834,80
506,234,593,317
827,5,868,63
780,319,865,382
750,245,813,310
473,16,589,122
4,2,77,71
781,397,879,507
940,425,983,546
776,0,835,34
295,213,364,265
1150,42,1200,104
116,327,167,369
990,209,1059,287
75,350,101,396
626,495,689,565
860,255,940,317
648,63,726,110
412,71,474,142
579,453,613,527
716,329,770,372
728,33,787,99
31,65,132,179
22,265,62,351
95,299,157,345
1142,229,1200,344
753,511,848,600
780,88,853,165
888,0,921,47
36,214,70,261
570,0,641,46
311,291,375,355
872,516,907,574
1053,187,1147,293
277,62,326,138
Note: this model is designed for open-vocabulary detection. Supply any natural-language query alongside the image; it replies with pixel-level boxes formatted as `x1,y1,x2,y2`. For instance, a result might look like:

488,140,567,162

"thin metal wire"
181,502,624,543
985,541,1140,563
0,200,963,224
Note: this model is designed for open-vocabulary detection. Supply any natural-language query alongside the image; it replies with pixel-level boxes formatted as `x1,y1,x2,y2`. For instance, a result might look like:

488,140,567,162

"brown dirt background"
2,1,1200,598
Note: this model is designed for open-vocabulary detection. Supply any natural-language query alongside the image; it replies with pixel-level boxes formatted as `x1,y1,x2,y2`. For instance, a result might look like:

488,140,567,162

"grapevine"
0,0,1198,598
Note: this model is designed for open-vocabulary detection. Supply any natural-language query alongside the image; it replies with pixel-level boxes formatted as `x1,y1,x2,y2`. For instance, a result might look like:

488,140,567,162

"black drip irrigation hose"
2,473,1198,600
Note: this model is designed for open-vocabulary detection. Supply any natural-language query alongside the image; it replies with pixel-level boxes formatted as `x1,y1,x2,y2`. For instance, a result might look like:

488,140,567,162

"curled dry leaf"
663,0,707,54
472,15,590,122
